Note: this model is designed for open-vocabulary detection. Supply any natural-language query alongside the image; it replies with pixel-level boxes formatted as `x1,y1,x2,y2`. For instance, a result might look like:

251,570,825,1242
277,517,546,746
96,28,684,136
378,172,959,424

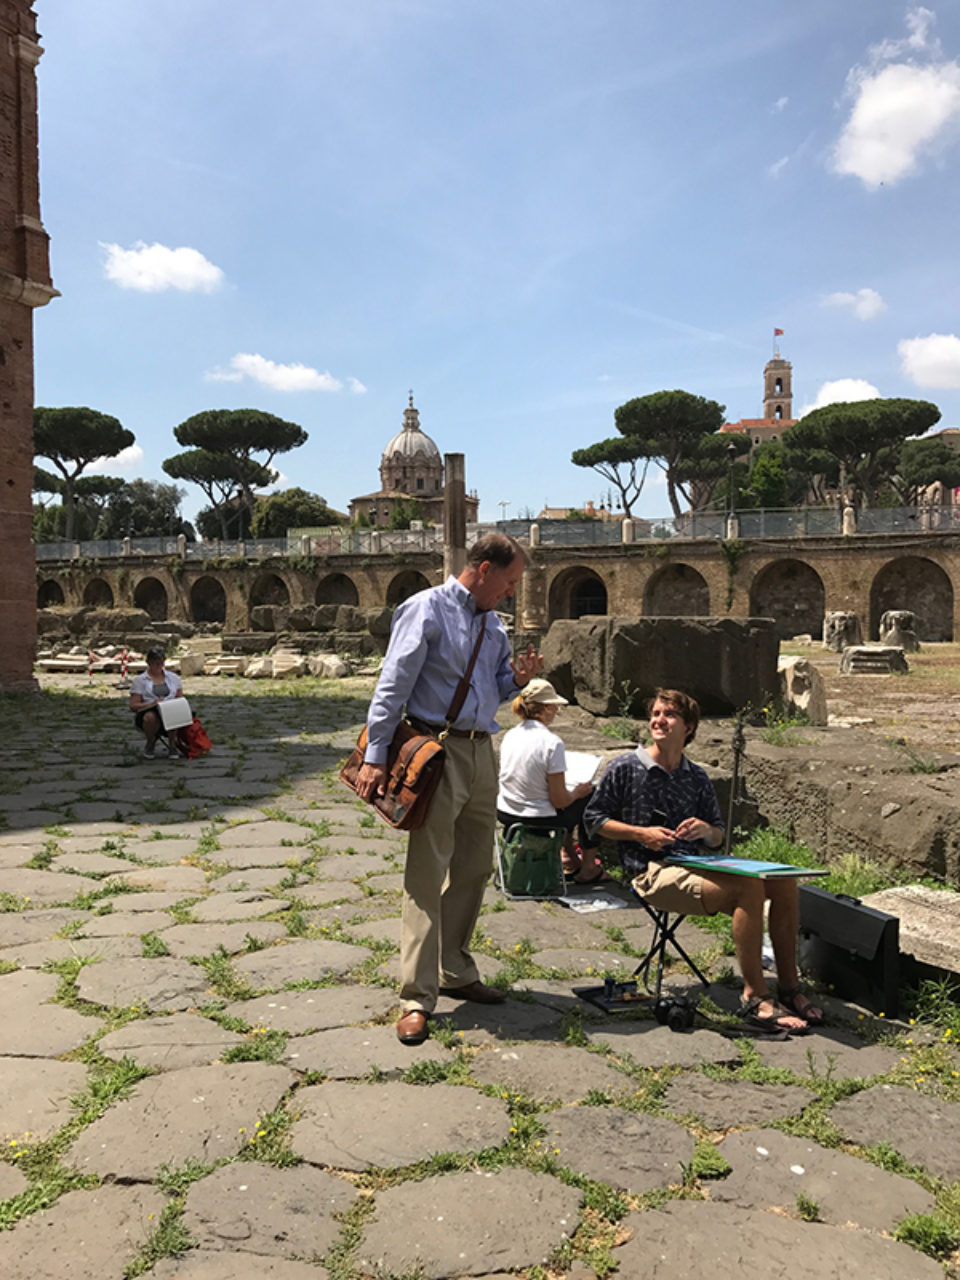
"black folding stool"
629,886,711,1000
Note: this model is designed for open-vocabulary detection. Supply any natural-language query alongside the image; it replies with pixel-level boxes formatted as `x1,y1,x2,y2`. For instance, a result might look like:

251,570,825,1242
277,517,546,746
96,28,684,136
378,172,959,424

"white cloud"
832,8,960,188
767,155,789,178
799,378,881,417
101,241,224,292
772,96,789,113
86,443,145,476
898,332,960,387
347,376,367,394
822,287,887,320
205,353,342,392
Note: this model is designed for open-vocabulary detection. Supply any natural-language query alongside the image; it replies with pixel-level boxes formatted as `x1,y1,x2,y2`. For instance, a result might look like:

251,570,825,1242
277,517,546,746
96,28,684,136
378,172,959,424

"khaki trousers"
400,734,497,1014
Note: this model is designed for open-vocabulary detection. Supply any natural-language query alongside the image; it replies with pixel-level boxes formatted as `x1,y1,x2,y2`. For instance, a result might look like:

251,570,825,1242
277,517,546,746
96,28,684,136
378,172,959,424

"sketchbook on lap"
564,751,602,788
158,697,192,731
663,852,828,879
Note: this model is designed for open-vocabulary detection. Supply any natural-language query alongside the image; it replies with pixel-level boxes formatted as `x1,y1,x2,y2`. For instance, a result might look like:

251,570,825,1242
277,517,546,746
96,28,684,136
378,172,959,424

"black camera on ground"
654,994,696,1032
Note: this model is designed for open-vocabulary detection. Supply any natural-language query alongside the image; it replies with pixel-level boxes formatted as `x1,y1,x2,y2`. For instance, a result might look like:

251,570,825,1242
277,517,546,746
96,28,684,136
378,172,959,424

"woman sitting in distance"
497,677,609,882
129,647,188,759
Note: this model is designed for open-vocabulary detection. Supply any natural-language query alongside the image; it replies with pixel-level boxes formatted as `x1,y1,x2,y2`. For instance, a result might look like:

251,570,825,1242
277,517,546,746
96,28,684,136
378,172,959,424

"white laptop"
158,697,193,731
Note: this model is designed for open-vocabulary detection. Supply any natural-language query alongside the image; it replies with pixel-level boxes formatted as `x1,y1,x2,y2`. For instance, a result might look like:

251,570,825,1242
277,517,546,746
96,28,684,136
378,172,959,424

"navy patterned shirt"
583,747,725,877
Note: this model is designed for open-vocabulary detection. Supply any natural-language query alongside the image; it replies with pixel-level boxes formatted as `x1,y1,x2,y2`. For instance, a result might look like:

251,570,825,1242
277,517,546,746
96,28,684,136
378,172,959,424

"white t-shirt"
497,718,566,817
129,668,183,706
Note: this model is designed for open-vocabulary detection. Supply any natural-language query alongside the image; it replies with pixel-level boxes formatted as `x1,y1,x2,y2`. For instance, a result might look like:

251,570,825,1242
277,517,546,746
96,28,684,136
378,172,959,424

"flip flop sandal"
573,865,613,884
779,986,825,1026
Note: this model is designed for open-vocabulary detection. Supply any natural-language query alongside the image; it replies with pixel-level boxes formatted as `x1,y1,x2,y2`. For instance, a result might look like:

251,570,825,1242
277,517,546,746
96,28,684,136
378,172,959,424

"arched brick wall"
316,573,360,605
133,576,168,621
37,578,64,607
387,570,431,606
547,566,608,621
749,559,825,640
190,575,227,624
644,563,709,616
83,578,114,608
250,572,290,608
869,556,954,641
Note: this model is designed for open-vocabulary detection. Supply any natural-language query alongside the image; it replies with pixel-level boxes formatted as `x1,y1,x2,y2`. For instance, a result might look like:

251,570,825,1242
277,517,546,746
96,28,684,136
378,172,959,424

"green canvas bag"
497,823,566,898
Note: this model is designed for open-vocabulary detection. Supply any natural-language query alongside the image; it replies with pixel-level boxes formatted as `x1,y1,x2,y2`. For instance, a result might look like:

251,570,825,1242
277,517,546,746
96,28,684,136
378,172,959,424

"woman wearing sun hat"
496,676,608,883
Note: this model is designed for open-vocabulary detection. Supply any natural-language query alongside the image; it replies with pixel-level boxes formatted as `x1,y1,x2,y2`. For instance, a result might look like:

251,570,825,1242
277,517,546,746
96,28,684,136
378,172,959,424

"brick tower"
0,1,57,689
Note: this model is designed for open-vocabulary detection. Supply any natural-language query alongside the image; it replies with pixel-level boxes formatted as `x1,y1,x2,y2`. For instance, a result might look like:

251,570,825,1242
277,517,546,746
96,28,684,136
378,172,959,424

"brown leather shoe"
438,980,506,1004
396,1010,429,1044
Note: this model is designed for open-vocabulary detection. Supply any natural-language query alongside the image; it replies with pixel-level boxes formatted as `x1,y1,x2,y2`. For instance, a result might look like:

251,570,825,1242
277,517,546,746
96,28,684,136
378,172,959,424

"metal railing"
32,504,960,563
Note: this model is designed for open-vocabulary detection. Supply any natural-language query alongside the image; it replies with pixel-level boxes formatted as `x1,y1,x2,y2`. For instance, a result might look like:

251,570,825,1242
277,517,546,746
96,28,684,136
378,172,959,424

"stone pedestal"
879,609,920,652
839,645,908,675
824,611,862,652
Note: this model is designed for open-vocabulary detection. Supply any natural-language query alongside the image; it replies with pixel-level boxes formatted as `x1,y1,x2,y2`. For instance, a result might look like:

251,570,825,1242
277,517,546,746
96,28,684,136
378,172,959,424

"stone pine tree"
163,408,308,540
571,436,650,517
613,390,728,518
33,406,135,541
783,398,941,508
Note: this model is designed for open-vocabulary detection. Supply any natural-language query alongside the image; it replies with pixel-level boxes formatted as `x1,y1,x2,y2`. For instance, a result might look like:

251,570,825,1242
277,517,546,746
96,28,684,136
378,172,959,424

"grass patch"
194,946,250,1001
140,932,171,958
222,1029,287,1064
894,1212,960,1260
123,1202,193,1278
238,1105,299,1168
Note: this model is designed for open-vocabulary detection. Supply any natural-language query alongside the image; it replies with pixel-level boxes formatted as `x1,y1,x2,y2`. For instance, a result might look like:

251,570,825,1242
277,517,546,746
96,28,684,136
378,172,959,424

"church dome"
382,394,440,460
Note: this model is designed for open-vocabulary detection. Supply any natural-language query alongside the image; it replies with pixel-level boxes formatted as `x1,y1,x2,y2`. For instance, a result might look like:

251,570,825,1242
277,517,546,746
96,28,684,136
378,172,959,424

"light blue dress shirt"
364,576,519,765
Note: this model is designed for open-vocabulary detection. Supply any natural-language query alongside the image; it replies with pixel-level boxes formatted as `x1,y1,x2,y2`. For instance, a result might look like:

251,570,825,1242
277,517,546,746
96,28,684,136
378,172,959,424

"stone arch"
37,579,64,607
387,570,431,607
133,576,168,622
749,559,825,641
643,564,709,616
83,578,114,608
316,573,359,606
190,575,227,624
869,556,953,641
548,567,608,621
250,572,290,608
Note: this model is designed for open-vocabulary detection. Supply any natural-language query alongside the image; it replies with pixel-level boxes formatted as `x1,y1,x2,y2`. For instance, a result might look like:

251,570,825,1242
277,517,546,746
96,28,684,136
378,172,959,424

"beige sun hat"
520,677,568,706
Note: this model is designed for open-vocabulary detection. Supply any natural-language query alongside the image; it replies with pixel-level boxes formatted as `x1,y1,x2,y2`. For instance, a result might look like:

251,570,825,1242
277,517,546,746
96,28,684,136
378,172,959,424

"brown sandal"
779,986,824,1026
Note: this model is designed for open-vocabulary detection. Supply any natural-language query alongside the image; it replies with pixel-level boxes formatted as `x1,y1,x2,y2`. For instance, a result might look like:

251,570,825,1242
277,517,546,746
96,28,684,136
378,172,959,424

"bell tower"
763,356,793,421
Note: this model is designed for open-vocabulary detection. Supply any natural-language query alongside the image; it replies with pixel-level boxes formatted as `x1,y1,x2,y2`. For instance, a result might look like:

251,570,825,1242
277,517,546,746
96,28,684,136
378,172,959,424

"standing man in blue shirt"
356,532,542,1044
585,689,823,1034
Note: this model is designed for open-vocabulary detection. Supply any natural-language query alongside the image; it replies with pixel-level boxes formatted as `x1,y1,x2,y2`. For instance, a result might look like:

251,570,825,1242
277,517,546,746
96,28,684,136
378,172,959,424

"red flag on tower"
774,327,784,336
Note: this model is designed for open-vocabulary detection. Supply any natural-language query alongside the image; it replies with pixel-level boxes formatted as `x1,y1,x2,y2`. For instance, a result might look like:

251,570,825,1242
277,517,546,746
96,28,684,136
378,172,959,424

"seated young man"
584,688,822,1033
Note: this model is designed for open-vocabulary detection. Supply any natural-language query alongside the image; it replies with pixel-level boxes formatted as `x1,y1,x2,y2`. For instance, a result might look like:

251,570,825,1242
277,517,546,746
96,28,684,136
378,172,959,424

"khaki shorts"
631,862,711,915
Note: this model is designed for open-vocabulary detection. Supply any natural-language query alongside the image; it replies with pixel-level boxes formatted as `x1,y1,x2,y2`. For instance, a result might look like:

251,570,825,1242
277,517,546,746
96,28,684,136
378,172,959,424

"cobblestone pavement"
0,676,958,1279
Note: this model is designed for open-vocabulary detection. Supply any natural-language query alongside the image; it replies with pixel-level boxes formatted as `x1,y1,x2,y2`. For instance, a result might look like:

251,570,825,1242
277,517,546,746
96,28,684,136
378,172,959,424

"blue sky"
32,1,960,523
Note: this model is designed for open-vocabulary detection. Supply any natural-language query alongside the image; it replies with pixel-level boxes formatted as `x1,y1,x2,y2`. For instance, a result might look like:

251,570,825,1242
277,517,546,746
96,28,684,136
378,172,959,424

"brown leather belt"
412,719,490,741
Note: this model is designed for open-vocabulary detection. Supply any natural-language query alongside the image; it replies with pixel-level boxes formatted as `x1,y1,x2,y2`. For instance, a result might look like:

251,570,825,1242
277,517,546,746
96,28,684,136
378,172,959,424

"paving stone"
150,1253,328,1278
232,938,372,988
0,970,94,1055
612,1201,943,1279
111,864,208,893
546,1105,694,1193
0,1057,89,1141
218,821,317,847
830,1084,960,1182
121,838,200,865
78,910,175,937
478,909,617,952
214,846,307,869
161,920,288,958
186,778,276,799
95,889,192,912
663,1075,817,1129
0,845,41,867
190,891,289,922
0,907,90,945
713,1127,934,1229
0,867,98,906
285,1024,451,1076
67,1063,295,1178
75,956,212,1011
211,868,305,892
527,948,636,976
432,996,565,1046
752,1027,903,1079
347,914,402,946
469,1042,632,1104
225,985,397,1033
315,835,406,857
363,870,404,894
378,950,501,988
0,809,65,828
291,1080,511,1171
50,852,142,875
182,1161,356,1258
312,851,402,878
0,934,142,968
98,1013,245,1070
0,1162,27,1200
357,1168,582,1278
512,977,609,1021
588,1023,741,1068
293,879,365,906
0,1184,167,1280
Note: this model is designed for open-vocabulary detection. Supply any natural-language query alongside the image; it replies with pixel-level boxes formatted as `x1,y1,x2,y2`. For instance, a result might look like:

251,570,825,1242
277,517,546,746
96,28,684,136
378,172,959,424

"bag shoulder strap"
443,612,487,729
